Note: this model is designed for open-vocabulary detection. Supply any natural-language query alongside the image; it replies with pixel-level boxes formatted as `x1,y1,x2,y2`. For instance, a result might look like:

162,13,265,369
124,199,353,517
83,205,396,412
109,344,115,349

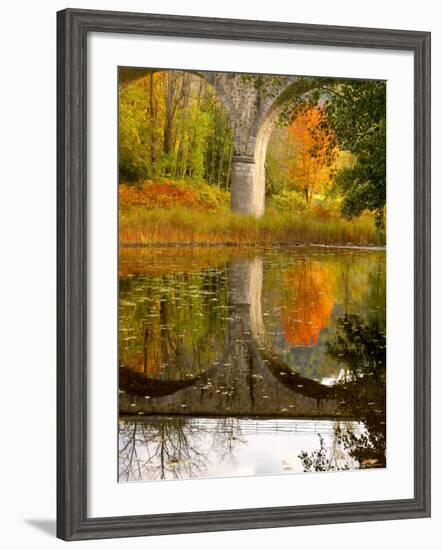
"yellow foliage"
286,106,337,204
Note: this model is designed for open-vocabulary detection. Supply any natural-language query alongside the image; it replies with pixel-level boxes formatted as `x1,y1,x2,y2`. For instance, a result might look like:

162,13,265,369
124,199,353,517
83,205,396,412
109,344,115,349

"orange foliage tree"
286,106,337,205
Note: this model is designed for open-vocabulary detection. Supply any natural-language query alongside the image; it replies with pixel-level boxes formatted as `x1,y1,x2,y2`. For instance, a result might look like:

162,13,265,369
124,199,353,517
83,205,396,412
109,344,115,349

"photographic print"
118,67,386,483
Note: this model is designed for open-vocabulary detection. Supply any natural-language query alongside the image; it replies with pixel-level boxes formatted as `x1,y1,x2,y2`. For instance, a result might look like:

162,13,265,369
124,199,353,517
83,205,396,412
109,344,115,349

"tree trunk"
163,72,182,171
149,74,157,168
217,133,227,187
225,142,233,191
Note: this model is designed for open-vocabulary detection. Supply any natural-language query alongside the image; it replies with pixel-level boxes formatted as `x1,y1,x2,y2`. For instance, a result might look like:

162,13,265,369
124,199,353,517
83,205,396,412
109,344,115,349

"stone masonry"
201,72,299,217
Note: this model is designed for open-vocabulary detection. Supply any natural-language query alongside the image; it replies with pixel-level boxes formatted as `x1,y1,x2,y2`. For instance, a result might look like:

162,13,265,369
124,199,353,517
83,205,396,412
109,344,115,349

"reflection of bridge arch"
119,368,202,399
120,257,346,418
120,68,313,217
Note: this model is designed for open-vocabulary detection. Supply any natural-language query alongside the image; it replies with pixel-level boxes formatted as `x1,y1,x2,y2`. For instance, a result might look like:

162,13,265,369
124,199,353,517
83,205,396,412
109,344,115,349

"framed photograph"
57,8,431,541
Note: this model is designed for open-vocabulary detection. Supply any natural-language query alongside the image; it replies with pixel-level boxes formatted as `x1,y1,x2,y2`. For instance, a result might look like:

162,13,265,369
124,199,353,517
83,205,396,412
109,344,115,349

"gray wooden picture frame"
57,8,431,541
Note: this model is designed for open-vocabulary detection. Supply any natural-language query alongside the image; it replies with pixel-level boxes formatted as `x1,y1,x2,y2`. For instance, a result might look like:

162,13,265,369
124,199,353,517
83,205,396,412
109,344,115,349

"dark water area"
118,246,386,482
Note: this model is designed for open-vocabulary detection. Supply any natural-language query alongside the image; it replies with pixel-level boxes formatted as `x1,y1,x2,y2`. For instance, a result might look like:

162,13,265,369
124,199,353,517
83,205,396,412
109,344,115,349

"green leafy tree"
323,81,386,227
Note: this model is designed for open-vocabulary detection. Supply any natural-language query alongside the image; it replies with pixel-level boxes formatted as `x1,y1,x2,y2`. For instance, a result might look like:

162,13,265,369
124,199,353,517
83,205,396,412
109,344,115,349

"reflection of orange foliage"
120,181,203,209
281,261,335,346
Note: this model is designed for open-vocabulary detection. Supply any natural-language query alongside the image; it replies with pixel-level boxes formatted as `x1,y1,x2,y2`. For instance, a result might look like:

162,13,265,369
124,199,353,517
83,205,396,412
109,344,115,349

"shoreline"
119,241,386,251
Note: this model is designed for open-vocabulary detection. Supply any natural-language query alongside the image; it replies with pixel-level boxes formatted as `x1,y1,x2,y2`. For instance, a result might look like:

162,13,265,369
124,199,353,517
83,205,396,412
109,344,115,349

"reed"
119,205,383,246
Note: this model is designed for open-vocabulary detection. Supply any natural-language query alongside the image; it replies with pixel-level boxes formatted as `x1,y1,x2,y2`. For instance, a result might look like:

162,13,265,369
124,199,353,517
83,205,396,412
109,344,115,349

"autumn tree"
285,78,386,226
118,71,165,181
118,68,233,187
285,106,337,205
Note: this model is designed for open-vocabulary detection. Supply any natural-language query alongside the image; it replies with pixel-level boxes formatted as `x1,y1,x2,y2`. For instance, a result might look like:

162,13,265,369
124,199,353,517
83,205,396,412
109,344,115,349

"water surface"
118,247,386,481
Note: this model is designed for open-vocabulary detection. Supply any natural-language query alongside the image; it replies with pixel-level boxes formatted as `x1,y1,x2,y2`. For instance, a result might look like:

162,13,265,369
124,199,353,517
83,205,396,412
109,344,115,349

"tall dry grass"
119,205,384,246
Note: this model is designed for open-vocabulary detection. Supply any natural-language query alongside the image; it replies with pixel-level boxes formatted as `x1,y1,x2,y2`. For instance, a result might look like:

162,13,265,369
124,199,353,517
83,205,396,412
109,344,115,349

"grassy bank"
119,180,384,246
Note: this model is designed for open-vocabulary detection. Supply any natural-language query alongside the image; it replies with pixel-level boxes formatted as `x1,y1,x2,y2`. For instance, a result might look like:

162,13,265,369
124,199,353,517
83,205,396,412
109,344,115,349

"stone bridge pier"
201,73,300,217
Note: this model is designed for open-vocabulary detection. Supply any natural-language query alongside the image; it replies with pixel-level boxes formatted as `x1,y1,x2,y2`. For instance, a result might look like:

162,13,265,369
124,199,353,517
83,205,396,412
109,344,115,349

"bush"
119,179,229,211
268,190,307,212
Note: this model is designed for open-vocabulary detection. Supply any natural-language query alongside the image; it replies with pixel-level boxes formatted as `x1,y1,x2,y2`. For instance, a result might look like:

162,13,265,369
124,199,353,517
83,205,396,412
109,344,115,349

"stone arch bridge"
121,68,312,217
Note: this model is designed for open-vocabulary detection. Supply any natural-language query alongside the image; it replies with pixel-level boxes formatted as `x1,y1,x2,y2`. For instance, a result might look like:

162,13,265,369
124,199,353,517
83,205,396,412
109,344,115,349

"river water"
118,246,386,481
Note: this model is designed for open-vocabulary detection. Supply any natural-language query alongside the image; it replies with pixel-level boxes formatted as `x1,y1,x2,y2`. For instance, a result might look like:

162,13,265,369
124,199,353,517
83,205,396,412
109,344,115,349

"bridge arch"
119,68,313,217
199,75,313,218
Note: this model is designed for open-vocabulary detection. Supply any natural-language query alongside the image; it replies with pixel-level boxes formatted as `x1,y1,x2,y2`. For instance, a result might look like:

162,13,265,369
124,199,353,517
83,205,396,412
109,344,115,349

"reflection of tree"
119,417,248,481
299,314,386,471
208,418,248,465
119,417,208,481
281,260,335,346
261,251,385,383
119,267,228,382
299,423,359,472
